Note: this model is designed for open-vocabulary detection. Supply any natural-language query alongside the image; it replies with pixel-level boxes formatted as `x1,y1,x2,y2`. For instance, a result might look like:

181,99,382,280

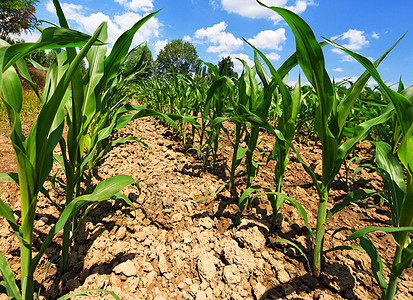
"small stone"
142,261,154,272
195,290,207,300
171,213,183,223
277,267,291,284
189,283,200,296
178,282,186,290
252,282,267,299
113,260,137,277
223,265,241,284
197,253,218,282
199,216,214,229
37,216,48,227
235,219,268,251
115,226,127,240
158,252,169,274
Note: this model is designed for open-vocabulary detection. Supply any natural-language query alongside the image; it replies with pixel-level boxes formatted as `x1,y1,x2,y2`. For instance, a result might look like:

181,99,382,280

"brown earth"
0,116,412,299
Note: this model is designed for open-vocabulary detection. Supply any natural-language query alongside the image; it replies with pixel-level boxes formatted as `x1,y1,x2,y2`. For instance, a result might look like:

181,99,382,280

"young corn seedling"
202,63,235,171
0,20,133,299
325,39,413,300
258,0,404,277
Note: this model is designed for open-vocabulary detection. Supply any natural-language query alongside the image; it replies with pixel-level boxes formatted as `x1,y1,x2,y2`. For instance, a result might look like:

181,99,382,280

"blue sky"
14,0,413,87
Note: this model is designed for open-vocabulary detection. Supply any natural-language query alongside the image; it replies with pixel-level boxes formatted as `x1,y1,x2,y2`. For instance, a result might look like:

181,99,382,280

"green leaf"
115,108,178,131
75,175,135,202
394,242,413,277
0,253,21,300
327,189,377,220
0,173,19,184
96,10,161,95
346,226,413,241
330,34,405,140
2,26,101,71
56,288,119,300
324,37,413,136
32,176,135,270
257,1,337,186
398,124,413,175
236,185,261,224
271,238,311,271
375,141,406,228
0,198,20,237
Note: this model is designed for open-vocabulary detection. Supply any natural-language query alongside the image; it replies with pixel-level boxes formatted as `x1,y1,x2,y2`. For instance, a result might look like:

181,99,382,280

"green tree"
26,48,47,66
155,39,202,75
218,56,237,78
125,44,154,78
0,0,39,39
45,49,57,66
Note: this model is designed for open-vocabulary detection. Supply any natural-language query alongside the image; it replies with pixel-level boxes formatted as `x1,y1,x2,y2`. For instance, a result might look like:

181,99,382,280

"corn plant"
325,39,413,300
202,63,235,170
0,19,136,299
257,0,404,277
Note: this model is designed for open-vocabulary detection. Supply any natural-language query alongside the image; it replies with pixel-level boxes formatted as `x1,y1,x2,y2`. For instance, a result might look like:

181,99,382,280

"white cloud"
10,30,41,43
331,29,369,62
332,67,343,72
114,0,154,12
45,1,161,49
332,29,369,51
209,0,220,9
192,22,243,53
220,0,316,23
154,39,168,55
266,52,281,61
247,29,286,50
372,32,379,39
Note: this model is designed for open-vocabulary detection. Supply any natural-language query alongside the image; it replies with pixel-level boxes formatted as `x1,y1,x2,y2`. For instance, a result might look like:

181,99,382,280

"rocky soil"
0,116,412,299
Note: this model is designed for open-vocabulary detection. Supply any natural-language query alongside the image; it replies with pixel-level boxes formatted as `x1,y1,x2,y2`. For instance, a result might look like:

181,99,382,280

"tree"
125,44,154,78
155,39,202,76
218,56,237,78
26,49,47,66
0,0,39,40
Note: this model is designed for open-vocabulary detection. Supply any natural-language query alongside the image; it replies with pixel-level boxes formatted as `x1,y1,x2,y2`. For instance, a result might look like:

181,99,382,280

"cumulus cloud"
331,29,369,62
220,0,316,23
332,67,343,72
266,52,281,61
247,29,286,51
371,32,379,39
154,39,168,55
45,0,161,49
332,29,369,51
10,30,41,42
114,0,154,12
192,22,243,53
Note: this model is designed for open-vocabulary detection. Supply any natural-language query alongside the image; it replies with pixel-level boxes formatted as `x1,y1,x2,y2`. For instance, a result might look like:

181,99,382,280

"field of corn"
0,0,412,299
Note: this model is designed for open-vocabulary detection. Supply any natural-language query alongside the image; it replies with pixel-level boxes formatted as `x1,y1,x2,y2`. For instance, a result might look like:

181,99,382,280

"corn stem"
313,187,328,278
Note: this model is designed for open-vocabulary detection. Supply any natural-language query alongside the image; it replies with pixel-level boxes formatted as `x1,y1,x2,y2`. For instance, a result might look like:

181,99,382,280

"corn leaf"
2,27,100,71
0,253,21,300
56,288,119,300
326,189,377,220
258,1,337,186
97,10,161,95
31,175,135,270
272,238,311,271
375,141,406,227
323,38,413,137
